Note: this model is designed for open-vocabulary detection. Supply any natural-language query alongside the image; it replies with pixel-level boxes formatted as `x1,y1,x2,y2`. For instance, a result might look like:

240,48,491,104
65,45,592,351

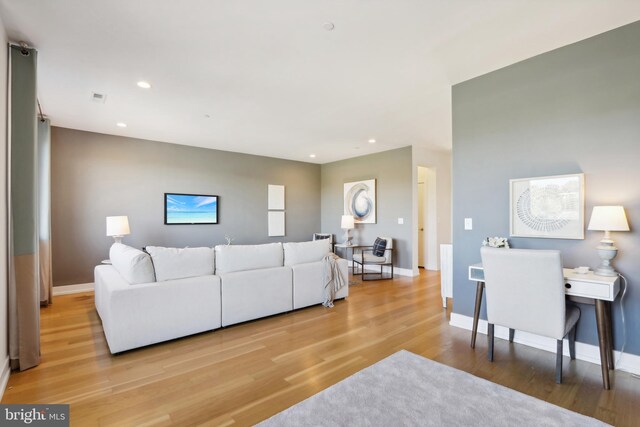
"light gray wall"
51,127,321,286
0,19,10,374
452,21,640,354
320,147,414,270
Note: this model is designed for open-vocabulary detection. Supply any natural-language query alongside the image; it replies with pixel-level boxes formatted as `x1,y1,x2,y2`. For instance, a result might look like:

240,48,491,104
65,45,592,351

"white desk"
468,263,620,389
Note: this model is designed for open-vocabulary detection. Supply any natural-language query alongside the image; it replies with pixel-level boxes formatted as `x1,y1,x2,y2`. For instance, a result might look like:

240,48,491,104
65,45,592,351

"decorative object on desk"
510,173,584,239
587,205,629,277
164,193,218,224
344,179,376,223
106,216,130,243
341,215,355,245
574,266,590,274
224,234,234,245
482,236,510,248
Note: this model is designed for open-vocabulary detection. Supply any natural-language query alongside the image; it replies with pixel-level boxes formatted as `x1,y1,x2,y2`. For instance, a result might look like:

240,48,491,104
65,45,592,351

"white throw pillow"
144,246,215,282
215,243,284,273
109,243,156,285
283,240,331,266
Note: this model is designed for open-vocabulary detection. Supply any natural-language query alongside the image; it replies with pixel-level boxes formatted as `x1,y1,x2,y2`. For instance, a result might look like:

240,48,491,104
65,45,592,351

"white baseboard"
361,265,414,277
450,313,640,376
52,282,94,296
0,355,10,400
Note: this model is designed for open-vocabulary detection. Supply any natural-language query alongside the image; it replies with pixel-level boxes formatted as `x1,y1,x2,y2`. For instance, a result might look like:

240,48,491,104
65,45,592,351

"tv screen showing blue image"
164,193,218,225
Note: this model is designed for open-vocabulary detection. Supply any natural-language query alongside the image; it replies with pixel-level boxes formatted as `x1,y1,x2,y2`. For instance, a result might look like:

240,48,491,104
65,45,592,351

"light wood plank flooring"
3,270,639,426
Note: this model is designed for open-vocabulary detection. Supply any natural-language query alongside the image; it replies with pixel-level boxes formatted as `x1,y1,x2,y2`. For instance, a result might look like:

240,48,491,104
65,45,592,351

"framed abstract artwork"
344,179,376,224
509,173,584,239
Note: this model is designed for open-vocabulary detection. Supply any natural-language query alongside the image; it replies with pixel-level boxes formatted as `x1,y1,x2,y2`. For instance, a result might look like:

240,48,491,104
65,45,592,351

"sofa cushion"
283,240,331,266
109,243,156,285
215,243,283,273
144,246,215,282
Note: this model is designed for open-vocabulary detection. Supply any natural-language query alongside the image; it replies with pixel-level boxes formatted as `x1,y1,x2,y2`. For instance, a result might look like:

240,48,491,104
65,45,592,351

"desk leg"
604,301,614,370
471,281,484,349
595,300,611,390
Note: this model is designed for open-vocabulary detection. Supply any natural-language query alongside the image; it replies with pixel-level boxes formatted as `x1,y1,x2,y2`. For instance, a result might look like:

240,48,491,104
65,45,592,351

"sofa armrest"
94,265,222,353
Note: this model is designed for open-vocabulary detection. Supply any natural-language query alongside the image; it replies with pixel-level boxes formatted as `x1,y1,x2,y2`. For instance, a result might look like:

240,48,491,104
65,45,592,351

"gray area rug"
259,350,608,426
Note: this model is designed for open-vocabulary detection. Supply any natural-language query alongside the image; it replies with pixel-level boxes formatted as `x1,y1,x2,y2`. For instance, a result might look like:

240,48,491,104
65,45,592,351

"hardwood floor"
3,270,639,426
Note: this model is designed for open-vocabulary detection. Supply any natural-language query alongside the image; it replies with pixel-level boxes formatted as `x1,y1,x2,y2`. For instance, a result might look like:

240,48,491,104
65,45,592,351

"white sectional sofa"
94,240,347,353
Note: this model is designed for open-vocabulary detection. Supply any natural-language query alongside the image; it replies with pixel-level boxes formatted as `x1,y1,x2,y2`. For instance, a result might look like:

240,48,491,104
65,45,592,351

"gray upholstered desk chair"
480,247,580,384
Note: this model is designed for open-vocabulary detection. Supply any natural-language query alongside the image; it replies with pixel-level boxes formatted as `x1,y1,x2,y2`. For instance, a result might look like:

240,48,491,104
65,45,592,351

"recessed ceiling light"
116,122,127,128
309,154,316,158
204,114,211,119
137,81,152,89
368,139,376,144
323,22,335,31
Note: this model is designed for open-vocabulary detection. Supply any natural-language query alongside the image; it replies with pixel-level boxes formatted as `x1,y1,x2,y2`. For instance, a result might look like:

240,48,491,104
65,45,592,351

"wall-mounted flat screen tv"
164,193,219,225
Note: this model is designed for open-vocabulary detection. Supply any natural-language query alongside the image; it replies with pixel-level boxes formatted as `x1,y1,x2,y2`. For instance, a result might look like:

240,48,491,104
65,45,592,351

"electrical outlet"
464,218,473,230
398,218,404,225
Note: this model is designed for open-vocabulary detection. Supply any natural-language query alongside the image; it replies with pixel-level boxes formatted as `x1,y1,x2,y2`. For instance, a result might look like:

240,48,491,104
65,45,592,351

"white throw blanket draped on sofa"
323,253,347,307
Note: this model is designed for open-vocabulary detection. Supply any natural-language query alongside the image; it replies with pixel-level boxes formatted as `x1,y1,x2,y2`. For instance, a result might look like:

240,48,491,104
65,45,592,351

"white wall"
0,16,11,395
412,146,452,274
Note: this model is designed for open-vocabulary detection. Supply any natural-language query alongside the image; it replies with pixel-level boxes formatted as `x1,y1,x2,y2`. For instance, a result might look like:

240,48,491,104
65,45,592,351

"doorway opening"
417,166,438,270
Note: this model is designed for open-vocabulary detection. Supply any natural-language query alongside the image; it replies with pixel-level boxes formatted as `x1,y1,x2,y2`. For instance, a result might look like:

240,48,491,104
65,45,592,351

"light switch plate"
398,218,404,225
464,218,473,230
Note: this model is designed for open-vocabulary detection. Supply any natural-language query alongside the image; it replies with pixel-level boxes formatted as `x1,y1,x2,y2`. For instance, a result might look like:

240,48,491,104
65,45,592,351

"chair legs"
356,262,394,281
555,339,563,384
490,325,574,384
569,324,577,360
487,323,495,362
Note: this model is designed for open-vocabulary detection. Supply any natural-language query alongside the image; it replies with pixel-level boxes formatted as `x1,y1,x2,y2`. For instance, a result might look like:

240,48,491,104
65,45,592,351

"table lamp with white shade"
106,215,130,243
587,206,629,276
341,215,355,246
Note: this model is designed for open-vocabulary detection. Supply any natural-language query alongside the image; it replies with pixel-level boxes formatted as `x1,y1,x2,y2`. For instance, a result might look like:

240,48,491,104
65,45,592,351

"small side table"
334,244,367,276
333,243,366,285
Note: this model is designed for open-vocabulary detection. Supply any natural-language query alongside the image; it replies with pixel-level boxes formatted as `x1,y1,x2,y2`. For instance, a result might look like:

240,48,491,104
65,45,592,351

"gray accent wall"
320,147,414,270
51,127,321,286
452,22,640,354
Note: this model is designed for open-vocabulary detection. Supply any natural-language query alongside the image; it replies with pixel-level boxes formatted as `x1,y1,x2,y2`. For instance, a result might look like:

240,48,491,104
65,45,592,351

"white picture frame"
344,179,376,224
268,185,285,210
509,173,585,239
268,211,285,237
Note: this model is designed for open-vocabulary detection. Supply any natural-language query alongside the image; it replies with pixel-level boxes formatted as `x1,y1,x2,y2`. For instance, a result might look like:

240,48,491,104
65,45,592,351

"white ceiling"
1,1,639,164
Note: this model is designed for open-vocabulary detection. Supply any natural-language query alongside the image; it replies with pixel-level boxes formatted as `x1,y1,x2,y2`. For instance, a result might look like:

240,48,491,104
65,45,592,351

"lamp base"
594,266,618,277
112,236,123,244
594,240,618,277
342,229,352,246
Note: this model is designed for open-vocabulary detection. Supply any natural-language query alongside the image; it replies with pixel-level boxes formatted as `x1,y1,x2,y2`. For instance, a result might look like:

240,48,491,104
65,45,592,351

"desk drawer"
565,280,610,299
